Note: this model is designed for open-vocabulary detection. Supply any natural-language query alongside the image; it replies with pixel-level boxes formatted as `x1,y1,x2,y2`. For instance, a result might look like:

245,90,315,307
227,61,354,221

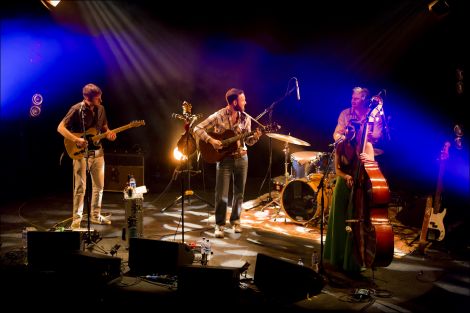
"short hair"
83,83,102,99
352,86,369,101
225,88,244,104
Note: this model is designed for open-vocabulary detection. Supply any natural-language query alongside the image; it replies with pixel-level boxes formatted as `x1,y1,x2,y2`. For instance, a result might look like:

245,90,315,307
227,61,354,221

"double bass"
348,97,394,268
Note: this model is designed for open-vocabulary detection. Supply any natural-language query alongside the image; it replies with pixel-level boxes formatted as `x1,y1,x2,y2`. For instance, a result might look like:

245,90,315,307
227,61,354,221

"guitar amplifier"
104,153,144,192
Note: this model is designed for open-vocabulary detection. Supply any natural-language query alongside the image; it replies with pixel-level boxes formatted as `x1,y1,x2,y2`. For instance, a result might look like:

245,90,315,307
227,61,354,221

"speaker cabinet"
27,231,82,272
254,253,324,303
178,265,240,302
128,238,194,276
104,153,144,192
65,251,122,284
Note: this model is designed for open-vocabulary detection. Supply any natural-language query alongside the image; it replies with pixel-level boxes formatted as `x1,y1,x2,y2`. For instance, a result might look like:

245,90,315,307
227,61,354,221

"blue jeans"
214,155,248,226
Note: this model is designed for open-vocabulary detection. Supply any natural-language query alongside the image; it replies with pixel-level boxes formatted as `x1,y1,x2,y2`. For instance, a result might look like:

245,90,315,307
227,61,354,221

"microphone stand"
381,107,391,142
256,82,297,206
163,114,213,245
314,145,335,275
79,104,94,246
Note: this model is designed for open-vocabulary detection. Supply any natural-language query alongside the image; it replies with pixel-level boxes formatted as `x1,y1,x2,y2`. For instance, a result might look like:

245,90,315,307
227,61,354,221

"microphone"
295,78,301,101
329,136,345,147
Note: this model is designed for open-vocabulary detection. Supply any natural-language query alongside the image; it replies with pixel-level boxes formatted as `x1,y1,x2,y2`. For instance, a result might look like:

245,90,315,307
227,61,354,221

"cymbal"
266,133,310,146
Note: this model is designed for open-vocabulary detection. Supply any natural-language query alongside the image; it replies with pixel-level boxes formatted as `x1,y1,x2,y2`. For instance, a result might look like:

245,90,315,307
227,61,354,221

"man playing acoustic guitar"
57,83,116,229
194,88,262,238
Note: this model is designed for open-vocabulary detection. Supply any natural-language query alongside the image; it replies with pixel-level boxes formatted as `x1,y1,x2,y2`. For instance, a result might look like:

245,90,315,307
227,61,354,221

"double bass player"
324,86,392,277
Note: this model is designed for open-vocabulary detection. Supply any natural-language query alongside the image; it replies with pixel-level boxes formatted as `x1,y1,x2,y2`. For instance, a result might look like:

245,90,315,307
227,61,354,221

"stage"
1,183,469,311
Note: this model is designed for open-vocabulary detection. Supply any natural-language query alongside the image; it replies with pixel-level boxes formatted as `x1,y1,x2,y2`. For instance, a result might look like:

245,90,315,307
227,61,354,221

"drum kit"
264,132,336,225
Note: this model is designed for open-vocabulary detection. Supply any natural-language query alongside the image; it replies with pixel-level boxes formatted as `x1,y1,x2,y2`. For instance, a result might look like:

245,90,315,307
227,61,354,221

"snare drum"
290,151,324,179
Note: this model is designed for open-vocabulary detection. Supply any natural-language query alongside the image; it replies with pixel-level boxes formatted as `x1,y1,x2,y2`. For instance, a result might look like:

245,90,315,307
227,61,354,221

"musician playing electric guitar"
57,83,116,229
193,88,262,238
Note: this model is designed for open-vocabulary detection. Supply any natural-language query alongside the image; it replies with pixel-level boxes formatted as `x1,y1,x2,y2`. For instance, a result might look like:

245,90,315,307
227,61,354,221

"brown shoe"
71,219,81,229
231,220,242,233
233,224,242,233
90,214,111,225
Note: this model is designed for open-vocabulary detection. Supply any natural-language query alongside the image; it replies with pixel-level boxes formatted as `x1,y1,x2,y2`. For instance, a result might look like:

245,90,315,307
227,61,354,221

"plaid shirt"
333,107,383,145
194,107,257,150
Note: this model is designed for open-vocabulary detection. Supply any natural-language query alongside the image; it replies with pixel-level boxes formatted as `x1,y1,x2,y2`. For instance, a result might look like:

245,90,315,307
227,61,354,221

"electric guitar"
419,141,449,250
64,120,145,160
198,123,280,163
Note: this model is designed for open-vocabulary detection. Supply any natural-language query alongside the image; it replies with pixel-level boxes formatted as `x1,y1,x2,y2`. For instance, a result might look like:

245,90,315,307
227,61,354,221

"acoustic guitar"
198,123,280,163
64,120,145,160
419,141,449,250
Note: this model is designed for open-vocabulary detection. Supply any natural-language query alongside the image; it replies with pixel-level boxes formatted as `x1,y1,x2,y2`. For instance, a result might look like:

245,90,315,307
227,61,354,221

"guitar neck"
92,124,135,141
419,195,433,243
433,161,446,214
221,130,254,146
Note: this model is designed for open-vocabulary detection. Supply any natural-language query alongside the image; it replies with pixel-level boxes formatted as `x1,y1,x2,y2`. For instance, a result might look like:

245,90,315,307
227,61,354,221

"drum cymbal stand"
261,140,290,221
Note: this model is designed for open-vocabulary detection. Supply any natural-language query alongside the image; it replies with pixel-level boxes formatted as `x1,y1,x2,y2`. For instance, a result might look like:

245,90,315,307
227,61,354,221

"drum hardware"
260,139,291,214
252,78,306,213
265,133,311,146
260,133,315,220
290,151,325,179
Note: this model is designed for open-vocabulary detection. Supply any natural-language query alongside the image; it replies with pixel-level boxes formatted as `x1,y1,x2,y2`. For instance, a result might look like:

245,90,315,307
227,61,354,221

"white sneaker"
214,225,224,238
90,214,111,225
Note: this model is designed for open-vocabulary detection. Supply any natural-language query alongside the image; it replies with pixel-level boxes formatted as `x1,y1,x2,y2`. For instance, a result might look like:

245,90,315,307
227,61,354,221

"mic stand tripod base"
260,196,280,212
161,189,214,212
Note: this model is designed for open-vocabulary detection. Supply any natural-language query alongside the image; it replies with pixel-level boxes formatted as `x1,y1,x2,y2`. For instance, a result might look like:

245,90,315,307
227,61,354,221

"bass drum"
280,174,333,224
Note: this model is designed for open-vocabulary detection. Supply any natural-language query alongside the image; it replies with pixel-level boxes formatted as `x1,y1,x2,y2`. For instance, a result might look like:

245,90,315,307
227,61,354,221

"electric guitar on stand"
418,141,450,251
64,120,145,159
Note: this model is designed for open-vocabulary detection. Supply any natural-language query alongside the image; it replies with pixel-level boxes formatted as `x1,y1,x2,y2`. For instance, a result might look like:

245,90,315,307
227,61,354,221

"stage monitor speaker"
104,153,144,192
254,253,324,303
178,265,240,302
27,231,82,272
128,238,194,276
64,251,122,284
